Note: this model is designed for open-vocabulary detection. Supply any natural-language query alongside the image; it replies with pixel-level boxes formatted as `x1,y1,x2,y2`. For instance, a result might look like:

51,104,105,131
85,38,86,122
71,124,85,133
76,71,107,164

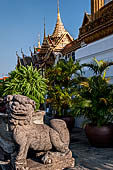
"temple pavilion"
17,0,73,73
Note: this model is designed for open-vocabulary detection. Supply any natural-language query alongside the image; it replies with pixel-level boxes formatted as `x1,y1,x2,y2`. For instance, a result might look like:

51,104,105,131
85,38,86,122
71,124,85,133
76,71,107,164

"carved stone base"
0,157,75,170
16,158,75,170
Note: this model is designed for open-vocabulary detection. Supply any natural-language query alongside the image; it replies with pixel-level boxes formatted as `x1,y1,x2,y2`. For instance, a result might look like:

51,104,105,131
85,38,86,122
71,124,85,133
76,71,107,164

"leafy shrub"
3,65,47,109
46,57,82,116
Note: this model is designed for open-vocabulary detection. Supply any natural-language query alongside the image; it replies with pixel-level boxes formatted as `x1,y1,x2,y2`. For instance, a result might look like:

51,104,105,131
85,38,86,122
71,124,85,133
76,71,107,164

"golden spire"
57,0,61,23
38,34,41,48
57,0,59,13
52,0,66,38
39,18,50,54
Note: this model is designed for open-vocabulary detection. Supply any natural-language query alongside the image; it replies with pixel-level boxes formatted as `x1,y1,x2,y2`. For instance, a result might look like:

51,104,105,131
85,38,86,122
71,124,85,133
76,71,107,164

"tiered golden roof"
37,0,74,68
52,0,67,38
39,22,50,55
17,0,74,69
47,0,73,52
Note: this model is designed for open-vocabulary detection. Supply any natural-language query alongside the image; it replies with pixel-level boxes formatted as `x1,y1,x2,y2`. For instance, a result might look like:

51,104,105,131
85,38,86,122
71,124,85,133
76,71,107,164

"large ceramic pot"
85,123,113,147
61,116,75,131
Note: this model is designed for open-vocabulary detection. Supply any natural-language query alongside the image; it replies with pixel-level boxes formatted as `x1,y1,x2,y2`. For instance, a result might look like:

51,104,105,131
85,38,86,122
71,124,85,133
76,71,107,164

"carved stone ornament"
4,95,75,170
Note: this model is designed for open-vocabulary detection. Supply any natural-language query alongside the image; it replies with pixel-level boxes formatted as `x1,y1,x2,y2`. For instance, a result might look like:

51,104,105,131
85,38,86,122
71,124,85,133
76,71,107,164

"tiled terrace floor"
0,128,113,170
68,128,113,170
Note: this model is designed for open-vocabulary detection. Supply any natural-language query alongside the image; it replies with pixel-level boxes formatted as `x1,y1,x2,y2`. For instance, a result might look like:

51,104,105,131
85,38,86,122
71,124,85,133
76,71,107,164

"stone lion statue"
5,95,72,168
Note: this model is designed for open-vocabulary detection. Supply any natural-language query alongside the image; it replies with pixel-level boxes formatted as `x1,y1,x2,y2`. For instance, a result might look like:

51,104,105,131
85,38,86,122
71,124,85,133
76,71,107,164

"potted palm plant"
45,57,82,130
72,58,113,147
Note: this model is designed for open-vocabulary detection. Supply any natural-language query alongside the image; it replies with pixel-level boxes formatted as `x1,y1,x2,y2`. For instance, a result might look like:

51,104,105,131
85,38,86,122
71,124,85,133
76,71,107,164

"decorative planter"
85,123,113,147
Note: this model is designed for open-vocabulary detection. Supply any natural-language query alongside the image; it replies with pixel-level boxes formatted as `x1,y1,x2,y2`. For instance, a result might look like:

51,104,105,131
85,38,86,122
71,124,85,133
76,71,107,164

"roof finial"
57,0,61,22
21,48,24,59
21,48,23,55
29,47,31,52
57,0,59,14
29,47,33,56
38,34,41,48
16,51,19,57
44,17,46,39
16,51,21,66
52,0,65,37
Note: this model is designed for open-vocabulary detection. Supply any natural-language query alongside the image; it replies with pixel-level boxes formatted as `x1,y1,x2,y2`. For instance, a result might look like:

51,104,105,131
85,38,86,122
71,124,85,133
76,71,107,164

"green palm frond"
82,57,113,76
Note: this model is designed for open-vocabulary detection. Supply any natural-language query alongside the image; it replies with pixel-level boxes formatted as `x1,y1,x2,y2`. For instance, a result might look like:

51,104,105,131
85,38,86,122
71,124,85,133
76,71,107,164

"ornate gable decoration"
53,33,73,51
82,12,92,27
79,0,113,44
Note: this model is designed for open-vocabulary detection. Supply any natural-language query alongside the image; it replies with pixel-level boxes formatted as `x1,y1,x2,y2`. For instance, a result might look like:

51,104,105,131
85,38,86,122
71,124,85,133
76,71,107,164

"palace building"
61,0,113,81
17,0,113,80
17,0,73,73
62,0,113,53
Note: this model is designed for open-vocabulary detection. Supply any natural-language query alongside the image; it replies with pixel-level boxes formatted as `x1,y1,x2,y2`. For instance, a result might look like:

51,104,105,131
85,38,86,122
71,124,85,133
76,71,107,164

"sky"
0,0,90,76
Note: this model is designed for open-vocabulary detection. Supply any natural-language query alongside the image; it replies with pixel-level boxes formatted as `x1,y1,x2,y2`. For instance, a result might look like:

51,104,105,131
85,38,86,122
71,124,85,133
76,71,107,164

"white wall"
76,34,113,82
54,52,65,65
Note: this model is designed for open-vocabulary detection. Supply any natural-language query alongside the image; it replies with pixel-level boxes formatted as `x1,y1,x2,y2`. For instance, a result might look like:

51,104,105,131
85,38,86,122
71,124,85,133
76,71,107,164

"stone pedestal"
15,151,75,170
15,157,75,170
0,157,75,170
26,158,75,170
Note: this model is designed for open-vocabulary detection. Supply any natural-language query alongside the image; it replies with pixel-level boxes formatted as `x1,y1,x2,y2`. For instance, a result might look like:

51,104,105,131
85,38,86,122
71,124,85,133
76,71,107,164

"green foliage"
82,57,113,76
3,65,47,109
0,83,4,97
46,57,82,116
72,58,113,127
